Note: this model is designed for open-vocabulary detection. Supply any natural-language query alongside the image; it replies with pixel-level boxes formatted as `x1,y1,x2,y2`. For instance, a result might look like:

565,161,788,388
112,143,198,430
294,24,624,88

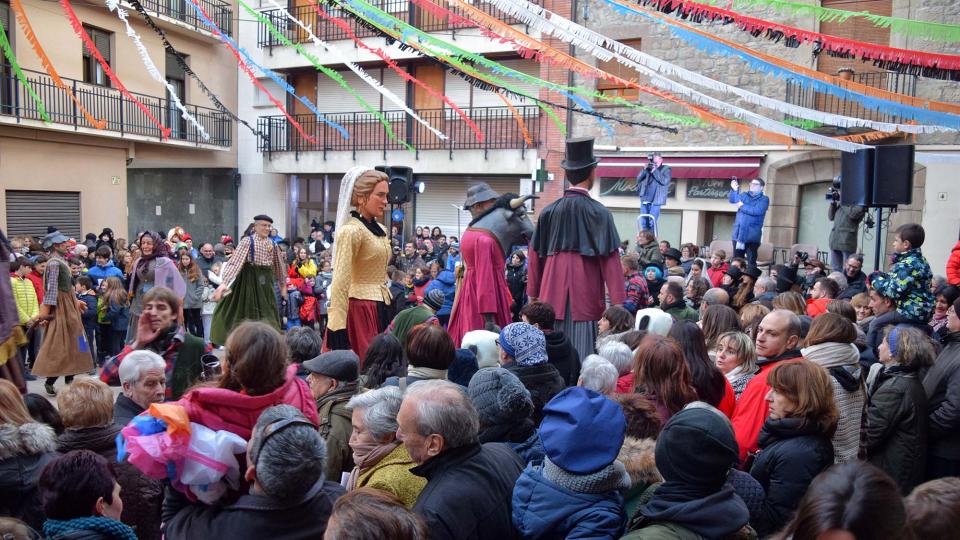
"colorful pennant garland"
106,0,209,140
61,0,171,139
603,0,960,130
644,0,960,81
10,0,104,128
0,18,49,122
704,0,960,43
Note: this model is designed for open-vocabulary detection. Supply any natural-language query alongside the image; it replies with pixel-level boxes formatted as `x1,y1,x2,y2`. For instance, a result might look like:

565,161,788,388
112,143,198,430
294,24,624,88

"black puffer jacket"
506,362,566,424
0,422,58,530
749,418,834,537
58,425,163,540
544,330,580,386
924,332,960,460
864,365,927,494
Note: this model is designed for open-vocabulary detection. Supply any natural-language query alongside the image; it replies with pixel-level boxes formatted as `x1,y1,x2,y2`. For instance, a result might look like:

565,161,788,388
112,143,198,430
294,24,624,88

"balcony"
123,0,233,36
257,0,526,48
257,105,539,159
784,71,918,133
0,67,232,148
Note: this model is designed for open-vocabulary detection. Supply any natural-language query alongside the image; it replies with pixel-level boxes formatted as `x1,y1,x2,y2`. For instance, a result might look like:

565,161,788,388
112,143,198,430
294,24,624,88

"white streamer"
263,0,447,140
105,0,210,140
487,0,949,140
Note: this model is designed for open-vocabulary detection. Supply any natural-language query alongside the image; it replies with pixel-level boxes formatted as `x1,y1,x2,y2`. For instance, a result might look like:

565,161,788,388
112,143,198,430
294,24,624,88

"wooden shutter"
93,28,111,67
596,38,642,100
5,190,82,240
165,50,186,80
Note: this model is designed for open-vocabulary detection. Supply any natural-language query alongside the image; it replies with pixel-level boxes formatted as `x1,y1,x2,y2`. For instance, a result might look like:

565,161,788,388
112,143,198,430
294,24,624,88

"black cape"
531,189,620,257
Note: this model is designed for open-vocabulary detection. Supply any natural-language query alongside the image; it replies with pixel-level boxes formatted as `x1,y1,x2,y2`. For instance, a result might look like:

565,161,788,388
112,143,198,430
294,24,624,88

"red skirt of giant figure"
448,228,513,347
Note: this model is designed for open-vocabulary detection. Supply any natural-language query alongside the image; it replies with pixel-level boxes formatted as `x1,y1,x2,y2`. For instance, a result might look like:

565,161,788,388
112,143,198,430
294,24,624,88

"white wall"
919,156,960,277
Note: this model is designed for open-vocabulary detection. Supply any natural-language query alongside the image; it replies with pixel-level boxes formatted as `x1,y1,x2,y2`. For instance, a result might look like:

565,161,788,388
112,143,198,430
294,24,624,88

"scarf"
147,323,182,354
541,457,632,494
44,517,138,540
407,366,447,380
346,440,401,491
724,365,745,385
412,275,430,287
801,341,860,369
931,314,948,333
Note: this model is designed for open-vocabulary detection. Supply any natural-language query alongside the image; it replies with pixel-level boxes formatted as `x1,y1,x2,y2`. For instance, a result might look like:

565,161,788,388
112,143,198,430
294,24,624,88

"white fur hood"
0,422,58,460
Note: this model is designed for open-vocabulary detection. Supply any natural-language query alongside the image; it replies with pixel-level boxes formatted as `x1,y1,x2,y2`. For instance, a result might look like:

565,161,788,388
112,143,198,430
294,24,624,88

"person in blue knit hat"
497,322,565,424
512,386,630,539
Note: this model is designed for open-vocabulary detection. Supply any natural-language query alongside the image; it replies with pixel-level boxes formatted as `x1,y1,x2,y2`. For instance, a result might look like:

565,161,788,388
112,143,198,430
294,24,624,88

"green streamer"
537,102,567,137
0,20,50,122
240,0,413,152
783,118,824,130
333,0,704,128
702,0,960,42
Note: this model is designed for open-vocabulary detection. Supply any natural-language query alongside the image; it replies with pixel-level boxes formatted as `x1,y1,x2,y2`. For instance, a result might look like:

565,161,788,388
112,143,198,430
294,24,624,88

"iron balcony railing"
126,0,233,36
0,66,232,147
257,105,539,158
257,0,527,48
784,71,918,130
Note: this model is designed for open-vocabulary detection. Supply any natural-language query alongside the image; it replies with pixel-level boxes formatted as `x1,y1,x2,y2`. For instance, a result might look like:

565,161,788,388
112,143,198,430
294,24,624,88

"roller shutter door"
5,190,81,240
412,176,522,239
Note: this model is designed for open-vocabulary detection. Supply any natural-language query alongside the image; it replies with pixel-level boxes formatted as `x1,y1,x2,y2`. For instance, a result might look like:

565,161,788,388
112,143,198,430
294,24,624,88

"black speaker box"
872,144,914,207
840,148,874,207
376,165,414,204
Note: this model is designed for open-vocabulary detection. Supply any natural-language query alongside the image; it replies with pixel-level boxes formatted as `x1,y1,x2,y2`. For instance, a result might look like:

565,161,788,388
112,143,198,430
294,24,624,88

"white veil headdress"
332,165,377,266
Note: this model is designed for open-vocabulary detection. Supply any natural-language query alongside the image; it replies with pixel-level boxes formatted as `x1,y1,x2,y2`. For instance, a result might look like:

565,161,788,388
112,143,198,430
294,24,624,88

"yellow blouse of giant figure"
326,212,393,332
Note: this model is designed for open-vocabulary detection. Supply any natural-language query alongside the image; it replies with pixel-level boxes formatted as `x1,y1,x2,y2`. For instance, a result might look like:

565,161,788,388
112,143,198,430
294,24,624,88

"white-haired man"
114,350,166,426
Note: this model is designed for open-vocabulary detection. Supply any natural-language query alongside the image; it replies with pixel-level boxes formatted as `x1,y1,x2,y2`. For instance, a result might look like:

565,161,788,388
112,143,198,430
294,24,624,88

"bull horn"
510,195,537,209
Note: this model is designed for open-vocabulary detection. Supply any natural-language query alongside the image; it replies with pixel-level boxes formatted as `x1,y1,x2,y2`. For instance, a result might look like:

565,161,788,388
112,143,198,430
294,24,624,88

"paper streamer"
10,0,104,128
704,0,960,43
497,93,533,146
0,18,49,122
486,0,948,135
125,0,264,140
603,0,960,130
106,0,209,140
61,0,171,138
183,0,341,142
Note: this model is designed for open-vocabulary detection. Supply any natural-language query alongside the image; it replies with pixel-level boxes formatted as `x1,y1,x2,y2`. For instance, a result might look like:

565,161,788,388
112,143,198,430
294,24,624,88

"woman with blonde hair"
325,167,392,362
715,331,758,399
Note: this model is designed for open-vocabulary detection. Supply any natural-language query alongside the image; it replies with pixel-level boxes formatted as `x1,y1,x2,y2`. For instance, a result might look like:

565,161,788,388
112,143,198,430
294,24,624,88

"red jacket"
731,352,805,463
806,297,831,318
948,240,960,286
615,372,635,394
707,263,729,288
718,378,737,419
26,270,43,304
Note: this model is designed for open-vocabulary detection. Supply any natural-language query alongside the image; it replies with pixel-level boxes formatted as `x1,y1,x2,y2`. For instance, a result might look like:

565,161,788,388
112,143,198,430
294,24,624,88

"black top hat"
560,137,598,171
663,248,683,263
744,266,763,280
725,265,744,282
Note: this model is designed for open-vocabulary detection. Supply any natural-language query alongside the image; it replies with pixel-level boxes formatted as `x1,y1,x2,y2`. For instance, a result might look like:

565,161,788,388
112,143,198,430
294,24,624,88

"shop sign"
686,178,731,200
599,177,676,198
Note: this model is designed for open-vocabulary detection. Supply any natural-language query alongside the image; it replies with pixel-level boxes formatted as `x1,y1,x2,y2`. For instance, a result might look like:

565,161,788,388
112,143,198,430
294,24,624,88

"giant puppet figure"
448,184,535,346
527,137,626,361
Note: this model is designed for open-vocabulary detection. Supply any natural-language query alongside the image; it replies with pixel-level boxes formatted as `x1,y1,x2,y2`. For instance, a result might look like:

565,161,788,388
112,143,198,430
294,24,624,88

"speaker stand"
873,207,884,273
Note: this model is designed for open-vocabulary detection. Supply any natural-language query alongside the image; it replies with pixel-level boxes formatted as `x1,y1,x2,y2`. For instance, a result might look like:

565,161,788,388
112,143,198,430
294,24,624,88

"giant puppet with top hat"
527,137,626,361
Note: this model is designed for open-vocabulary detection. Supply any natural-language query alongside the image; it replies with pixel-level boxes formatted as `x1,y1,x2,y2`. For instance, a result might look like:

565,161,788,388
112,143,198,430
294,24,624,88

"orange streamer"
10,0,105,129
497,93,533,146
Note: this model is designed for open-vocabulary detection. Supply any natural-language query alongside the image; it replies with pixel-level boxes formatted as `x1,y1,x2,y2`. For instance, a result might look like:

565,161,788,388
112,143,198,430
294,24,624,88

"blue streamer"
602,0,960,130
184,0,349,139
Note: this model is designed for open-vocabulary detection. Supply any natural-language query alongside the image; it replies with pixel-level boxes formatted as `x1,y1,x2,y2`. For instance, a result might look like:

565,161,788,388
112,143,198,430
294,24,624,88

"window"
165,51,187,138
82,25,111,87
0,0,13,113
596,38,642,101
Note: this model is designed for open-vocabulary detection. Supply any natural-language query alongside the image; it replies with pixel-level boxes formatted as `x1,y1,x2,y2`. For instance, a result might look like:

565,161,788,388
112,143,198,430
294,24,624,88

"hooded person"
623,403,753,539
468,368,538,457
512,387,630,540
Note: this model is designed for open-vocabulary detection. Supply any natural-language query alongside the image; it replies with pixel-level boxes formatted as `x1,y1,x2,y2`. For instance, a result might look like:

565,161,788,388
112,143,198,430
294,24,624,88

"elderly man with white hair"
578,355,618,396
113,350,166,426
398,379,524,540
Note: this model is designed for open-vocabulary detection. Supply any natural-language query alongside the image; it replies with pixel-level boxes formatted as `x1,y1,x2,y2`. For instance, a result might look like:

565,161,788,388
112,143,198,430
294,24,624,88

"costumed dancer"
448,183,536,346
31,230,94,395
210,215,287,345
527,137,626,361
127,231,185,344
0,228,28,392
325,167,392,363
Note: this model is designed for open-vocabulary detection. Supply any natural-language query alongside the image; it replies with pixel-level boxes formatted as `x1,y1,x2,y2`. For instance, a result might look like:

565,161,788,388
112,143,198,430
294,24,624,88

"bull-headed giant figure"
448,183,536,346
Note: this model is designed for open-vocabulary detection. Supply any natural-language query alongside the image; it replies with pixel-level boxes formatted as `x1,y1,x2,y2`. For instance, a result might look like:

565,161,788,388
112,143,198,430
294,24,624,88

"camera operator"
827,176,866,272
729,177,770,267
636,151,671,232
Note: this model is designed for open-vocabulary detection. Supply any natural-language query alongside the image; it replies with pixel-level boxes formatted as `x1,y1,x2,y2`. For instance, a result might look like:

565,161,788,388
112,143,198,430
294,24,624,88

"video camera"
825,176,841,203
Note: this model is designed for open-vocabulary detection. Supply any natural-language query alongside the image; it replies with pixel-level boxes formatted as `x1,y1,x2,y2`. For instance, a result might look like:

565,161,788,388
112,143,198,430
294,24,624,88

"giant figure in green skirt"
209,215,287,345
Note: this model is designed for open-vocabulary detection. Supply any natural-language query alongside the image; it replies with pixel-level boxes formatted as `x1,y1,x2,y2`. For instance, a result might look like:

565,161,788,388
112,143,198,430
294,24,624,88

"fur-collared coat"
0,422,59,530
617,437,661,522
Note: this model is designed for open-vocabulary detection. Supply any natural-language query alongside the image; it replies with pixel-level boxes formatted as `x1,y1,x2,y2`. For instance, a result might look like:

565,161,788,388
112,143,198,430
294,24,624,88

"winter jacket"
873,247,935,323
288,258,318,279
506,361,566,425
624,482,756,540
0,422,58,530
637,164,672,206
624,272,651,314
58,425,163,540
511,461,626,539
285,289,303,322
635,241,663,270
114,394,145,428
87,260,124,286
828,203,866,254
924,332,960,460
706,262,729,288
353,443,426,509
948,241,960,286
425,270,457,317
837,270,867,300
806,297,831,318
78,291,98,333
864,365,927,494
616,437,661,521
411,442,524,540
162,479,344,540
749,418,833,537
660,300,699,323
182,275,204,310
317,383,358,483
544,330,580,386
731,350,804,463
729,190,769,245
11,275,39,324
616,372,636,394
104,298,130,331
176,364,321,440
802,342,865,464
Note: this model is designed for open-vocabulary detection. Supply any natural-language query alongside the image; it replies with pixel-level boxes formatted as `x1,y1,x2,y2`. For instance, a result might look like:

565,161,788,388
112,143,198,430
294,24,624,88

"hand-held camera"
646,153,655,170
825,176,841,202
795,251,809,262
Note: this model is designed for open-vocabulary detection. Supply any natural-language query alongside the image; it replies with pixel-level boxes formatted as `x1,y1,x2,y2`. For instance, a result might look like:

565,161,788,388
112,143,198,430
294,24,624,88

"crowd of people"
3,137,960,539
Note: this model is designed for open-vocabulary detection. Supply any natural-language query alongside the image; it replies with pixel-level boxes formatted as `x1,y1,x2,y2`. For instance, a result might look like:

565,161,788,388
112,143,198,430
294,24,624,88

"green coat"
317,383,357,483
356,443,427,509
622,523,757,540
663,302,699,323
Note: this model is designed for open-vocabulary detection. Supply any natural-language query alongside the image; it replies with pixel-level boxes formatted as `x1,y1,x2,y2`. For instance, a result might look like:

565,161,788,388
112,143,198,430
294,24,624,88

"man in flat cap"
210,215,287,345
303,350,360,484
528,137,626,361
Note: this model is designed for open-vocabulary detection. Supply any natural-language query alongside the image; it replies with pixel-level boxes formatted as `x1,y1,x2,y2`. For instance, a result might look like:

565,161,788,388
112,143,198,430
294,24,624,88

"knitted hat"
539,387,626,474
448,349,479,387
887,324,910,357
498,322,548,366
302,350,359,382
467,367,534,425
423,289,446,312
655,403,738,489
